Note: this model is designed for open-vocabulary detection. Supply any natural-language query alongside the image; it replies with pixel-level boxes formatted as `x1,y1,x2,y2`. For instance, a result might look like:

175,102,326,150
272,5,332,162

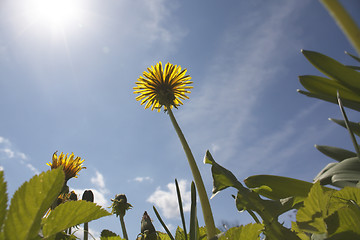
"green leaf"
325,207,360,239
329,118,360,137
42,200,111,238
315,145,357,162
175,227,186,240
218,223,263,240
302,50,360,91
0,171,8,229
4,168,65,240
204,150,243,196
345,51,360,64
296,182,335,234
157,232,172,240
244,175,315,200
153,206,174,240
189,182,197,240
299,75,360,102
297,89,360,112
314,157,360,187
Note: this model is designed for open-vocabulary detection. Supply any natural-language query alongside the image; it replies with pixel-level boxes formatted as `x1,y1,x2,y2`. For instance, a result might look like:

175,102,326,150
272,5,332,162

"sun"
24,0,84,31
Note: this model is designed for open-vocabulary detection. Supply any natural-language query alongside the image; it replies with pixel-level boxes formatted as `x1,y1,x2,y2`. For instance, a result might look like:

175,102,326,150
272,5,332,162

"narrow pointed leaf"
297,89,360,112
189,182,197,240
329,118,360,137
302,50,360,91
42,200,111,238
153,206,174,240
0,171,7,229
175,179,187,240
346,65,360,70
299,75,360,102
315,145,357,161
345,51,360,63
4,168,64,240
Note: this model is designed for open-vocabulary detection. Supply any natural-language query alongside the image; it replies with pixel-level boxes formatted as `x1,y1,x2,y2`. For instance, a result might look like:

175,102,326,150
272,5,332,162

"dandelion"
134,61,193,112
47,151,85,181
134,63,217,239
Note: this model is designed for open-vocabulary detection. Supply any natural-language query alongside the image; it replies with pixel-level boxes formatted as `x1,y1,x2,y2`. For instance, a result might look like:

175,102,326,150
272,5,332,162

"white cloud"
91,170,107,191
147,179,191,219
133,176,153,183
0,135,37,173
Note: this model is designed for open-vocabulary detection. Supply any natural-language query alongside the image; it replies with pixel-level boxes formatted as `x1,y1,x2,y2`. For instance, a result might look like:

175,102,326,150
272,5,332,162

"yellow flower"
47,151,85,181
134,61,193,112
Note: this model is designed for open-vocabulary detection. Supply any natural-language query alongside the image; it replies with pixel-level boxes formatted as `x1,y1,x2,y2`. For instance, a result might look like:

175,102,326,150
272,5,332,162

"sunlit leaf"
218,223,263,240
175,227,186,240
0,171,7,229
302,50,360,91
4,168,64,240
315,145,357,162
244,175,314,200
296,182,335,234
42,200,111,238
325,207,360,239
299,75,360,102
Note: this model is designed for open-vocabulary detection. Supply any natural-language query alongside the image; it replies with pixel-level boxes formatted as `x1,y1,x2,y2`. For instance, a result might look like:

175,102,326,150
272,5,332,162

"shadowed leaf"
315,145,357,161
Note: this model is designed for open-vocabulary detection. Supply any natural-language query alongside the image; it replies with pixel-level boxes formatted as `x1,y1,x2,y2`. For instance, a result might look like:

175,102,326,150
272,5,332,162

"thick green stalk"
84,222,89,240
120,215,128,240
320,0,360,55
166,107,217,239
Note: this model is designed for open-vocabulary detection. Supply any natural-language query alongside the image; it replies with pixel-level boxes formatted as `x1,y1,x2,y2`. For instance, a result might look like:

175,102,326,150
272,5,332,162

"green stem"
84,222,89,240
320,0,360,55
119,215,129,240
167,107,217,239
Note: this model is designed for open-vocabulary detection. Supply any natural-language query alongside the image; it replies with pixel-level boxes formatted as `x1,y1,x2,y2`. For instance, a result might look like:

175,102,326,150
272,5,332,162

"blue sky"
1,0,360,239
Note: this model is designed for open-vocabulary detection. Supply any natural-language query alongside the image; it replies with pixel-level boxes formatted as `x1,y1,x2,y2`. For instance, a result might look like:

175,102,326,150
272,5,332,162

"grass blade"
175,179,188,240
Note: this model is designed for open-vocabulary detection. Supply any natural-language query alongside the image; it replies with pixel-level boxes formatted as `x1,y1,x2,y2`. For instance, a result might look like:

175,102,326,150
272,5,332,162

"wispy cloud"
131,176,154,183
178,1,311,166
0,136,39,174
147,179,191,219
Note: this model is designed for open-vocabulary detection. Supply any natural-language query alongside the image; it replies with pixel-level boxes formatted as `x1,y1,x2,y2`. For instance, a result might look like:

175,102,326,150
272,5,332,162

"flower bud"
82,190,94,202
111,194,132,217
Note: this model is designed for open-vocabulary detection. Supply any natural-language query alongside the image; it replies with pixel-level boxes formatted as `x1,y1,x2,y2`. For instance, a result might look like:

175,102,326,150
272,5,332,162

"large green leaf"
299,75,360,102
4,168,64,240
204,150,243,196
244,175,315,200
325,207,360,239
0,171,7,230
315,145,357,162
302,50,360,91
314,157,360,187
296,182,335,234
218,223,263,240
329,118,360,137
42,200,111,238
297,89,360,111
